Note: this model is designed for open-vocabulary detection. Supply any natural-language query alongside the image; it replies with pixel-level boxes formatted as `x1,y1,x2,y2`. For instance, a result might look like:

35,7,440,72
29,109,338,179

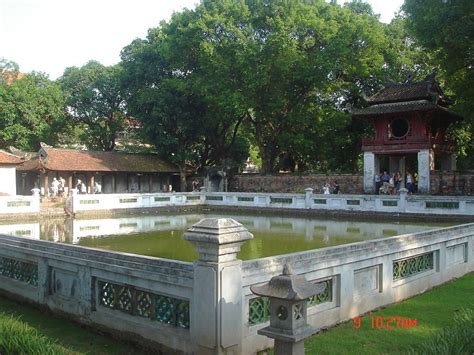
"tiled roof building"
17,148,180,195
0,150,23,165
18,148,178,173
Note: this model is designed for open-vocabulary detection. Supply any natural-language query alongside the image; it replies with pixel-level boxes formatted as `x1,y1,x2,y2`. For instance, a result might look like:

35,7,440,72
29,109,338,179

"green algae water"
0,213,452,261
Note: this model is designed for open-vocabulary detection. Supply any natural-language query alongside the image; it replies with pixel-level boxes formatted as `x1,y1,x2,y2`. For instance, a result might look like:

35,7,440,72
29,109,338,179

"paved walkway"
40,198,66,217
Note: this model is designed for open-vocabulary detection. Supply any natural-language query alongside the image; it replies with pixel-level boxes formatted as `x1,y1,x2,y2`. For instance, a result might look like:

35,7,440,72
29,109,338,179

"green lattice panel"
0,256,38,286
186,196,200,201
393,252,434,281
270,197,292,204
249,279,332,325
98,281,189,329
136,291,152,318
249,296,270,326
308,279,332,307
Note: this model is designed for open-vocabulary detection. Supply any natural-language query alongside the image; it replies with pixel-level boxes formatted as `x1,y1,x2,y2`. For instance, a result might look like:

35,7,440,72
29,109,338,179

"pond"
0,213,452,261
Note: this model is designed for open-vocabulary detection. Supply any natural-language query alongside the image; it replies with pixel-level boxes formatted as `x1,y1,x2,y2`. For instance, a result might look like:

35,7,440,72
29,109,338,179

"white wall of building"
0,166,17,195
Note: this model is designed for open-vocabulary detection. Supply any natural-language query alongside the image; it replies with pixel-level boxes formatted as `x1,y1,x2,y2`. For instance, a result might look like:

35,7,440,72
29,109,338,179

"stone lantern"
250,264,326,355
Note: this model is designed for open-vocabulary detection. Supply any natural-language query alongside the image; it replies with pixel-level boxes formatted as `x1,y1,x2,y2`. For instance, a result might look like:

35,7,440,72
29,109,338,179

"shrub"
410,308,474,354
0,312,70,354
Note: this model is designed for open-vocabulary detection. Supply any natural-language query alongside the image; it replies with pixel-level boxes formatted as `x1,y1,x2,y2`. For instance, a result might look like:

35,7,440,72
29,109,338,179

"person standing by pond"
406,172,414,193
374,172,381,194
51,177,59,198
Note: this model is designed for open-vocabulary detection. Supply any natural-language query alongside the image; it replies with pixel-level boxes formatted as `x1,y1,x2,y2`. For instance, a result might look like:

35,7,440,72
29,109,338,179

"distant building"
352,74,462,193
16,147,180,195
0,150,23,195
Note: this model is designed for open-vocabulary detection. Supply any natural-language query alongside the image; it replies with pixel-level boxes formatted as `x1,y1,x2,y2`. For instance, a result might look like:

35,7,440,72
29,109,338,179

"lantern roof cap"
250,264,326,301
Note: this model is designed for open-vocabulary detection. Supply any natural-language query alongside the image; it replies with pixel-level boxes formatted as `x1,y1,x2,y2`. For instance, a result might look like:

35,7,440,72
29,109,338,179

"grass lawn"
0,296,147,354
305,272,474,354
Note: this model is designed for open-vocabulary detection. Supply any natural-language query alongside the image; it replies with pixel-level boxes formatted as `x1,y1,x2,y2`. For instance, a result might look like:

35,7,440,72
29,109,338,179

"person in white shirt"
51,177,59,197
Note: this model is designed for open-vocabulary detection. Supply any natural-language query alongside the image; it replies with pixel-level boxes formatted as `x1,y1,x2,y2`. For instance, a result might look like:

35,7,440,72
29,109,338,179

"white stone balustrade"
68,191,474,216
0,194,40,215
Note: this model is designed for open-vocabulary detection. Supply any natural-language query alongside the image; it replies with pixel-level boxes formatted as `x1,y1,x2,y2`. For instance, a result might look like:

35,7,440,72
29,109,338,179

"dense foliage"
403,0,474,168
122,0,425,174
0,64,66,151
2,0,473,175
59,61,128,151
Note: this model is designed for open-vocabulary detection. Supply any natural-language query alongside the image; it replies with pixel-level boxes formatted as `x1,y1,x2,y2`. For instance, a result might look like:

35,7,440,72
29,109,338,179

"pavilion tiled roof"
0,150,23,165
17,148,179,173
352,74,461,120
367,81,439,104
352,100,462,118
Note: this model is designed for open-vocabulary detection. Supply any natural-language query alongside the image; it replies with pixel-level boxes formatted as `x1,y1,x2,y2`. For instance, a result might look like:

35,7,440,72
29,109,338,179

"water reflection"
0,214,451,261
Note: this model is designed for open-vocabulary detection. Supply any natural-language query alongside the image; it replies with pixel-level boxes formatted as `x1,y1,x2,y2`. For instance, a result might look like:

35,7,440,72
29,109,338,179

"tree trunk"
259,144,277,175
179,165,187,192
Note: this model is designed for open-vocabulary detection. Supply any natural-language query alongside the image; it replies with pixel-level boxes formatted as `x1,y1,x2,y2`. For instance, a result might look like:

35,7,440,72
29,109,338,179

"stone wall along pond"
0,219,473,354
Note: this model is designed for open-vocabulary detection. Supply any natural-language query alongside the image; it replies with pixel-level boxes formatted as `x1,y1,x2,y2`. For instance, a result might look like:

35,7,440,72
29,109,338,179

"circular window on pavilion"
390,118,410,139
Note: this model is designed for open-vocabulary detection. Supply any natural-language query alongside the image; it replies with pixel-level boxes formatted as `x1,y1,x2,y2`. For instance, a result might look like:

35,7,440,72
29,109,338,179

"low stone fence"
0,219,473,354
0,194,40,215
68,192,203,214
70,190,474,217
241,223,474,353
0,234,194,353
232,172,474,195
430,171,474,195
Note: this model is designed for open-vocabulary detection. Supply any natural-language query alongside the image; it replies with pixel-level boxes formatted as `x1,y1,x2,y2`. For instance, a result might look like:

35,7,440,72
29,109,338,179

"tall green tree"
59,61,127,151
121,7,251,189
0,72,66,151
122,0,437,175
403,0,474,168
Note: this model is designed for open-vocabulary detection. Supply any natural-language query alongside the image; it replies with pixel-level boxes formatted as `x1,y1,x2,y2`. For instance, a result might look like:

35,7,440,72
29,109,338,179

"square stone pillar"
363,152,376,193
184,218,253,355
304,188,313,209
417,149,433,193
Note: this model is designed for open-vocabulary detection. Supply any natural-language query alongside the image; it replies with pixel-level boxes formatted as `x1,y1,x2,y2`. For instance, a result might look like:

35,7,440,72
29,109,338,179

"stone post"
418,149,432,193
184,218,253,355
363,152,376,193
398,188,408,212
304,188,313,209
31,188,41,213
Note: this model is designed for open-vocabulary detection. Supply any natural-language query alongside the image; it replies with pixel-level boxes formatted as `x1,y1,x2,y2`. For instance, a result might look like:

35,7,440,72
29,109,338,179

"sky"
1,0,404,80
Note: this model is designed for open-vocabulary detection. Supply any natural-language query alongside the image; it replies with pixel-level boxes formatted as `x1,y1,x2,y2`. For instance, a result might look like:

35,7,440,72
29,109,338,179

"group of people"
375,171,417,195
75,179,102,194
322,181,340,194
50,177,66,198
50,177,101,198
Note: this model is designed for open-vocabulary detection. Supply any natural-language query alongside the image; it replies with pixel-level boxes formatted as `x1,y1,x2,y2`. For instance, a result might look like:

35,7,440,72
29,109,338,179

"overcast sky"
1,0,404,79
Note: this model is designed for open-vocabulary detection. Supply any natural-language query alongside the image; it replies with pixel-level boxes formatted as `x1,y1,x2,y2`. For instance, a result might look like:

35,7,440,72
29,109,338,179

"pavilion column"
399,156,406,188
111,174,116,193
89,174,95,194
68,175,73,193
363,152,376,193
149,174,154,193
42,173,49,197
417,149,433,193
